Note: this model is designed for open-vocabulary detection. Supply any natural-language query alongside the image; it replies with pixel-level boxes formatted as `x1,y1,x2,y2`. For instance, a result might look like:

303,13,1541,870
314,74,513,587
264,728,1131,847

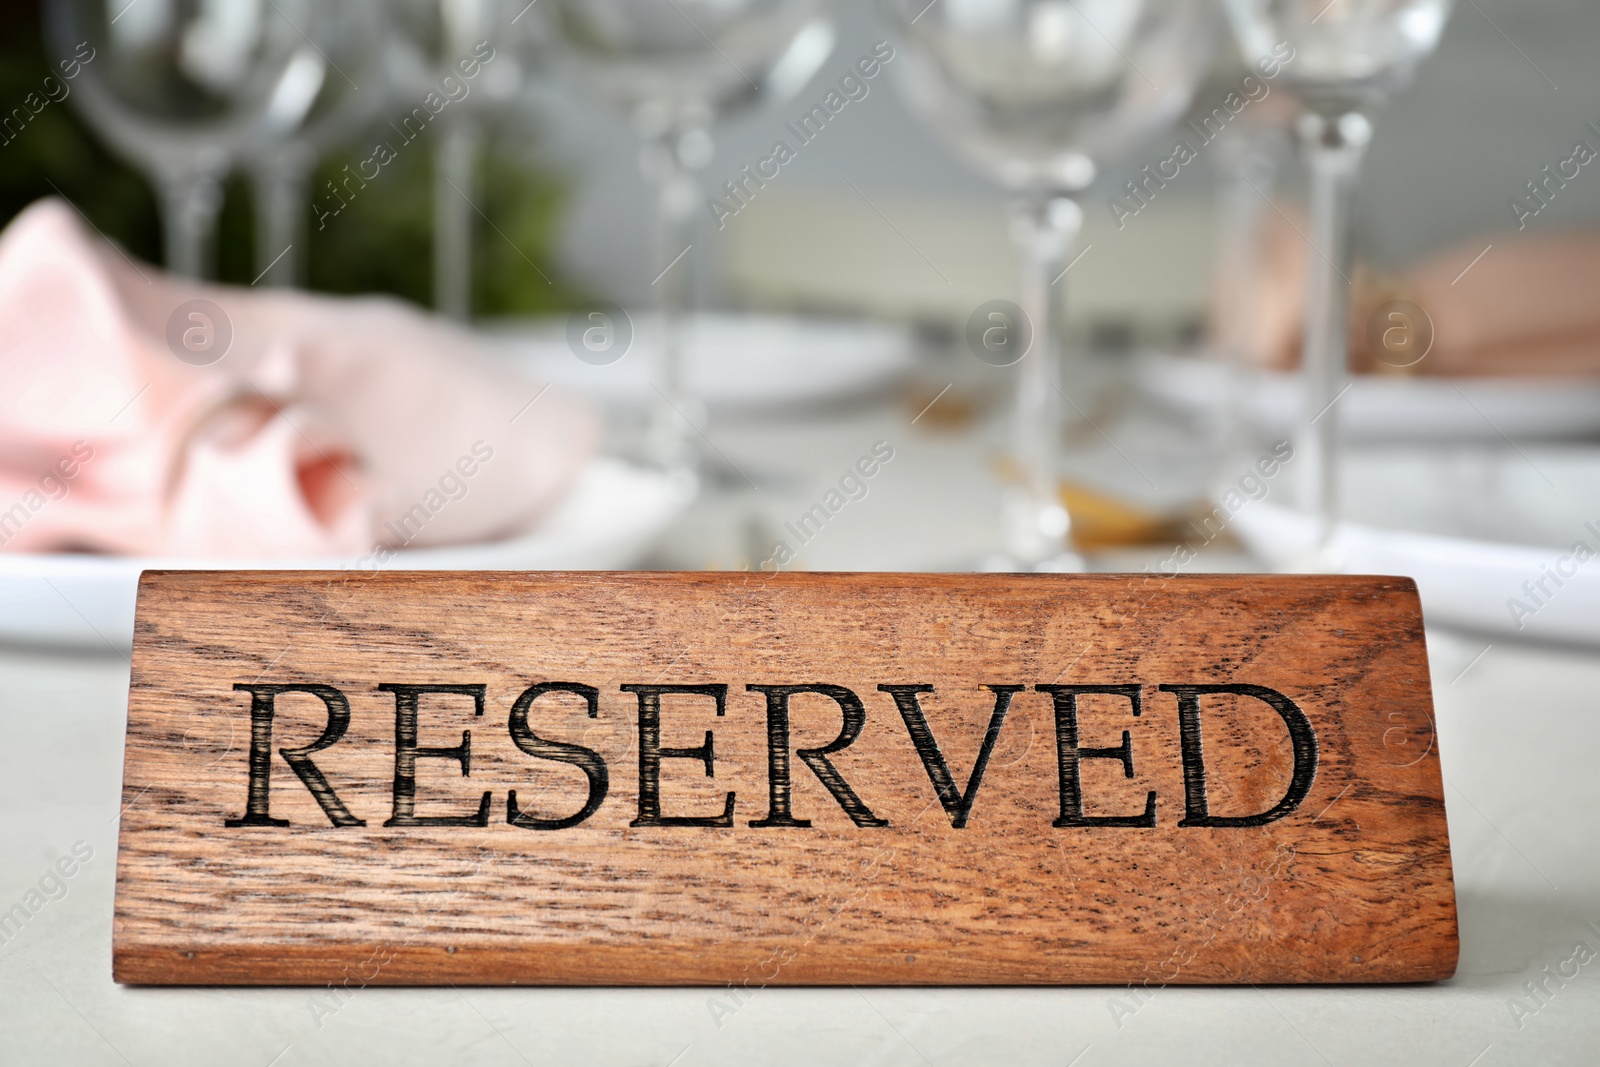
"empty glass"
47,0,339,278
881,0,1214,569
387,0,542,318
550,0,836,475
246,0,384,288
1222,0,1452,565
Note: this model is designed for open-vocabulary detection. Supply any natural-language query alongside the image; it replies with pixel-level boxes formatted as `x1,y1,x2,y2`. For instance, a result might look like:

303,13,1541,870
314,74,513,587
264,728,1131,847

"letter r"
226,684,365,827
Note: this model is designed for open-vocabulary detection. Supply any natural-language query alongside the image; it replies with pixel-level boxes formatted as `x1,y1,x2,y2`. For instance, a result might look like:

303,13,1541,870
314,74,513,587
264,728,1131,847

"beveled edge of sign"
112,933,1462,987
126,568,1427,593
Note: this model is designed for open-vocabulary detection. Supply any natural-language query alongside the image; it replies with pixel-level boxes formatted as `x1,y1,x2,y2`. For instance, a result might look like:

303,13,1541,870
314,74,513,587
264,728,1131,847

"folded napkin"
1216,210,1600,378
0,198,597,557
1368,232,1600,377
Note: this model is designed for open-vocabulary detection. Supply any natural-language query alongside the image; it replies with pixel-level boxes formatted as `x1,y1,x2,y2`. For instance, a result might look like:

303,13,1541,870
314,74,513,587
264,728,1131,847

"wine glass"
880,0,1214,569
1206,84,1295,474
246,0,385,288
1222,0,1452,566
46,0,339,278
386,0,542,318
550,0,836,476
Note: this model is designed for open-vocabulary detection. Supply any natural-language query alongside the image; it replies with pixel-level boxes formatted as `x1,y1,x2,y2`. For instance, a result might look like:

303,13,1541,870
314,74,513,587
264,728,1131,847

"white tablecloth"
2,400,1595,1065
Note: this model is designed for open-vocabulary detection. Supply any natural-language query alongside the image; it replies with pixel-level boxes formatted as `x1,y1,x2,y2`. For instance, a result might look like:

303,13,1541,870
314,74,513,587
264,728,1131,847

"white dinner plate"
0,457,693,653
1227,445,1600,645
485,312,916,413
1136,351,1600,442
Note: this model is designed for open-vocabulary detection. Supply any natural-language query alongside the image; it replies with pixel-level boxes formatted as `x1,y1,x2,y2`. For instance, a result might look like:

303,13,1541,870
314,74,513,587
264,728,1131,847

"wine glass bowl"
55,0,315,131
47,0,336,277
553,0,835,134
888,0,1214,194
385,0,540,104
1225,0,1450,113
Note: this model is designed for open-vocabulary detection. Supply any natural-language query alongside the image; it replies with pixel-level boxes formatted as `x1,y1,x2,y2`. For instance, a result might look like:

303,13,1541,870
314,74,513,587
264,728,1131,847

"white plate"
1136,351,1600,441
0,457,693,653
1228,445,1600,645
486,312,916,413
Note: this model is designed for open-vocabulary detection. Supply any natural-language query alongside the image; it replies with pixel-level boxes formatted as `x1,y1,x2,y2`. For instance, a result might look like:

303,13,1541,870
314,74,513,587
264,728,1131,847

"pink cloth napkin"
1389,231,1600,377
0,198,597,558
1216,206,1600,378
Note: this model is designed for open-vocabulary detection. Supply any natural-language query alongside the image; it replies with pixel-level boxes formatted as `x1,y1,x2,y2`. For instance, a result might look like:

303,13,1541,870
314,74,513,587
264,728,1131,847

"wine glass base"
646,440,790,497
977,550,1087,574
691,449,763,493
1277,528,1350,575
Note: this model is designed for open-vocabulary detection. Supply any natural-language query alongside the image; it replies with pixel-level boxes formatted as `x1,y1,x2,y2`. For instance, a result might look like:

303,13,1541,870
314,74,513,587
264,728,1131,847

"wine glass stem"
159,170,223,280
435,115,481,321
644,132,702,473
1297,111,1371,547
1004,196,1080,565
253,149,312,288
1215,136,1277,460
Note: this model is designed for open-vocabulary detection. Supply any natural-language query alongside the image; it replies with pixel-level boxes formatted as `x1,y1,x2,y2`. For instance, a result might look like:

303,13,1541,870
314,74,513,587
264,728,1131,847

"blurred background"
10,3,1598,333
5,5,1600,1064
1,0,1599,650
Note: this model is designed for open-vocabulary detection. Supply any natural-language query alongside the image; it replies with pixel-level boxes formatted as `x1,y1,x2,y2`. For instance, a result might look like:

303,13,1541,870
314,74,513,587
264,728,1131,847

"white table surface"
2,396,1596,1066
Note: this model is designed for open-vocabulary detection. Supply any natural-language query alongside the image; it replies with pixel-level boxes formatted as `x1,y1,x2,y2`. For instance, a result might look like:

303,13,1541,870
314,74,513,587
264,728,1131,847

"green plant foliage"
0,8,581,316
305,115,585,315
0,7,161,265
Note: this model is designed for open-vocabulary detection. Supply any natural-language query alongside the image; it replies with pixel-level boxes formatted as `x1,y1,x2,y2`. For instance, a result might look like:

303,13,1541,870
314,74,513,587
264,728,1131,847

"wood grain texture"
114,571,1457,985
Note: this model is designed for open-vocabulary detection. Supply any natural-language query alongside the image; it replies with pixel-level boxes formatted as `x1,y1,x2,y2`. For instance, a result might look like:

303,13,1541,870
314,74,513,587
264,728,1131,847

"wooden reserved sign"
115,571,1456,985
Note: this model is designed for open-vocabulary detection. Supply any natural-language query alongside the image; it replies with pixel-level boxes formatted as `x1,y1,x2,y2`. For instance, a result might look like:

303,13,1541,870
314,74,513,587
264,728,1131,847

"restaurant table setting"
2,0,1599,1063
0,199,690,649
